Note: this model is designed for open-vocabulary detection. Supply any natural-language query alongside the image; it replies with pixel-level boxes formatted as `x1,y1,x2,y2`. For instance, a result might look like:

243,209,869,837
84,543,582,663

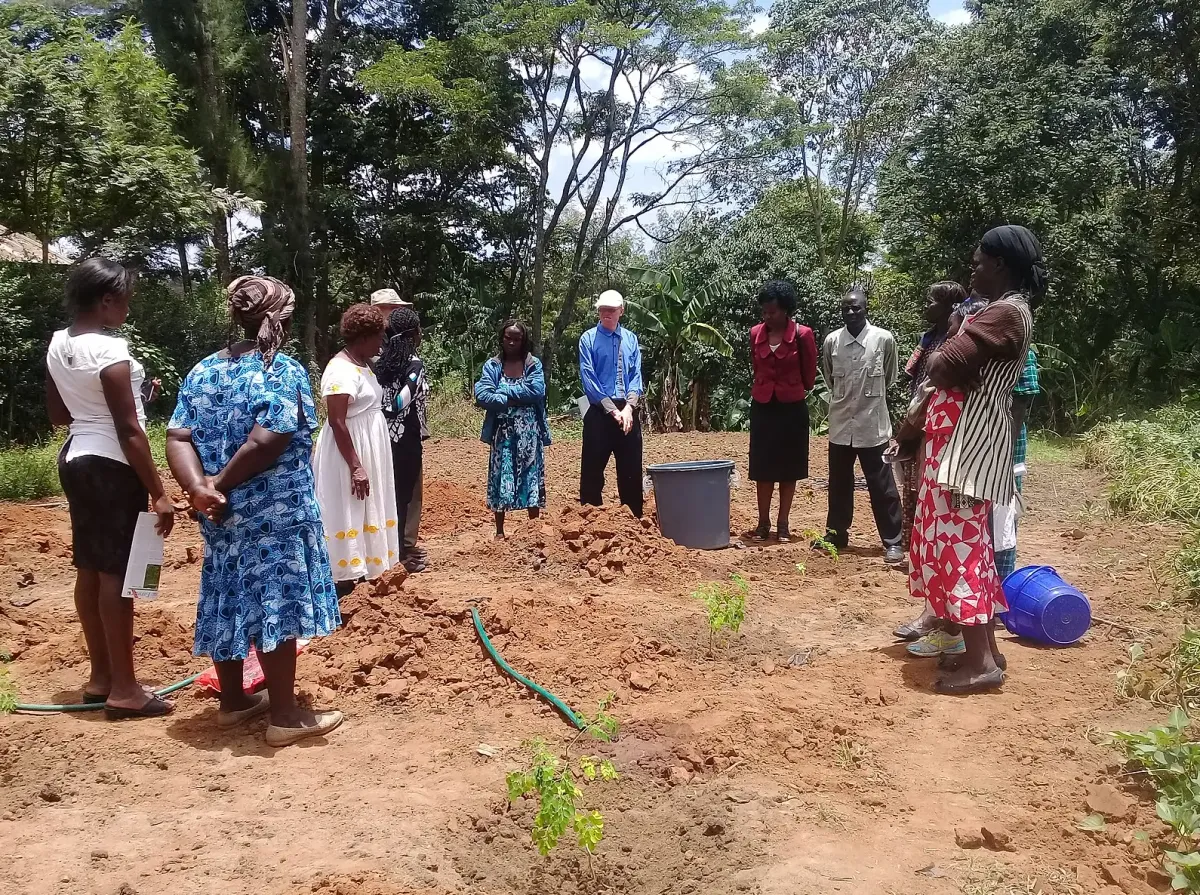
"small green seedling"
506,739,618,865
804,529,840,562
0,666,15,715
795,562,807,578
573,692,619,743
694,573,748,647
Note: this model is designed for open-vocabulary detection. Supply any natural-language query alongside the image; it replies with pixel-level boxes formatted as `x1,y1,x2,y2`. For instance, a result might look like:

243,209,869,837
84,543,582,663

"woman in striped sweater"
909,225,1045,694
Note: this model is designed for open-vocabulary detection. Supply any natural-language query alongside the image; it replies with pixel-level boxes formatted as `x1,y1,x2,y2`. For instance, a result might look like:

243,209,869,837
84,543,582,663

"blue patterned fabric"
170,350,340,662
486,394,547,512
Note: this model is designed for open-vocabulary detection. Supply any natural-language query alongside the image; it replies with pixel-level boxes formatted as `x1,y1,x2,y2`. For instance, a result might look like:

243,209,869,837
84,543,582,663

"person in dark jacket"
748,280,818,542
475,320,552,538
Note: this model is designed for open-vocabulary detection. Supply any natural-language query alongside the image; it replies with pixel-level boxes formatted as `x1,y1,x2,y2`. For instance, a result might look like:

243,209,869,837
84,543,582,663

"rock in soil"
665,766,692,787
955,827,983,849
38,783,62,803
375,679,411,703
629,667,658,691
1086,783,1133,820
981,823,1014,851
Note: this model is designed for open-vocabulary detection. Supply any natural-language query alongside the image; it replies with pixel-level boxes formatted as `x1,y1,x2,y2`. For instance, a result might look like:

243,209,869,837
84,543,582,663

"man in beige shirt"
819,285,904,565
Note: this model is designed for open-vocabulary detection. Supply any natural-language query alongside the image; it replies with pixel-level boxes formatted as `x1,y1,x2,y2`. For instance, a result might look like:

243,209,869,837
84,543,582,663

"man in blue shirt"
579,289,644,517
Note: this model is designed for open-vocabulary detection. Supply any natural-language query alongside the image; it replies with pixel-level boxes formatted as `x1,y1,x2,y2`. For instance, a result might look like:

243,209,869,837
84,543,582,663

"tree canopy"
0,0,1197,442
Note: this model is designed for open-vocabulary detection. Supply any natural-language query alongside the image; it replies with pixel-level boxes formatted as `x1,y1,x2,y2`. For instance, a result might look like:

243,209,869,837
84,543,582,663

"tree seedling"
506,739,618,870
804,528,840,562
694,573,748,647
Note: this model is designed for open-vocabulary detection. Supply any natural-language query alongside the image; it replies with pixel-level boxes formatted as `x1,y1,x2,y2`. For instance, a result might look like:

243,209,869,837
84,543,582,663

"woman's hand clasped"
189,477,228,524
350,464,371,501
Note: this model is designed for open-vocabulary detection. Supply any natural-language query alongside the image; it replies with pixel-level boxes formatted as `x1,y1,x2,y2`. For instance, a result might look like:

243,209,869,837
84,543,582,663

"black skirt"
749,398,810,483
58,448,148,575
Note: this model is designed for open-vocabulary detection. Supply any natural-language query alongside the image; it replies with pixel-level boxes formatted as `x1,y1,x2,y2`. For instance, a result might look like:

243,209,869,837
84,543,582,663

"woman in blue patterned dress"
166,275,343,748
474,320,551,538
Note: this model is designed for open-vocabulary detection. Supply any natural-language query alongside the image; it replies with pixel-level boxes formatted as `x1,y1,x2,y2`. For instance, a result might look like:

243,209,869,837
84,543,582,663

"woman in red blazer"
749,281,818,542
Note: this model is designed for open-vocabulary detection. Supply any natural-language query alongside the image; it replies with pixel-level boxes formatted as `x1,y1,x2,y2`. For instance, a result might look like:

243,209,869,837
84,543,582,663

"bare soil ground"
0,432,1185,895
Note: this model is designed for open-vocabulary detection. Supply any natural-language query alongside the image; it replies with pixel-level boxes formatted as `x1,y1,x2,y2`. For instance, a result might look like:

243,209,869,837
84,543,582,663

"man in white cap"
370,287,427,571
578,289,644,517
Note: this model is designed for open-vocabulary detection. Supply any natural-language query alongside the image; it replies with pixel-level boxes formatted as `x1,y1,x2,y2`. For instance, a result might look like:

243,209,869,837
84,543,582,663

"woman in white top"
45,258,176,720
313,304,400,594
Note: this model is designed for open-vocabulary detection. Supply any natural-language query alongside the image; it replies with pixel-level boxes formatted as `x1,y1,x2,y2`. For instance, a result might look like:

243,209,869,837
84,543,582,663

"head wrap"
227,275,295,364
979,225,1047,296
377,307,421,387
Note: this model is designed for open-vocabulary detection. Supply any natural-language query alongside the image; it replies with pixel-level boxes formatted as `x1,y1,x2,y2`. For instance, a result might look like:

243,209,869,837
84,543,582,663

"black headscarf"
377,307,420,387
979,225,1047,297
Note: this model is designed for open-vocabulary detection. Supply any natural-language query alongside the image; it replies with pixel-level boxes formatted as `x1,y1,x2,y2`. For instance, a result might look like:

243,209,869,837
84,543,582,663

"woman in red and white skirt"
910,225,1044,694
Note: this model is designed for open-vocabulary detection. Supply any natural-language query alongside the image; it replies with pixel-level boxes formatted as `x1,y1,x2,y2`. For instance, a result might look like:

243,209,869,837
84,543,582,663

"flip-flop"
104,695,174,721
940,653,1008,672
933,668,1005,695
751,523,771,541
82,691,108,704
776,528,792,543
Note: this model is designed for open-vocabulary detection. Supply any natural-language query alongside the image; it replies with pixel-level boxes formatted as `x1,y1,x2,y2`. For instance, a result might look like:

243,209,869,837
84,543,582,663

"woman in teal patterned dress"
474,320,551,538
166,275,343,748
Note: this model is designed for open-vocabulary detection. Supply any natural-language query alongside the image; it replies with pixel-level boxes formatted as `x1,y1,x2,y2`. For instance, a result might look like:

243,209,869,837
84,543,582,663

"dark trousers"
825,442,903,549
580,403,643,517
392,443,422,551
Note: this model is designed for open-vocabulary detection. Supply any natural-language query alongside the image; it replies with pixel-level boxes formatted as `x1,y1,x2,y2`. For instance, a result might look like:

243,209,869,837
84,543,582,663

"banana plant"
625,265,733,431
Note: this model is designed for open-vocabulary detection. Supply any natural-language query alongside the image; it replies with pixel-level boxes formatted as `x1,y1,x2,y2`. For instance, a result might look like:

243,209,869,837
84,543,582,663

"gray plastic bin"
647,460,735,549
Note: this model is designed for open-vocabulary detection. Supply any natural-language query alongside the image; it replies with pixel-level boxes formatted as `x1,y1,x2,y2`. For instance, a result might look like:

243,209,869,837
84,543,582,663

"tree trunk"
211,210,232,285
177,236,192,295
662,357,682,432
288,0,313,355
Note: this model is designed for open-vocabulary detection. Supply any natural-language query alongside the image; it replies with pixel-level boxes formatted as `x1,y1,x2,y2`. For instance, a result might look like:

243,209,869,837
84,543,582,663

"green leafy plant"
1116,642,1148,701
573,693,619,744
0,666,16,715
506,739,617,866
1111,708,1200,889
803,529,840,562
693,573,748,647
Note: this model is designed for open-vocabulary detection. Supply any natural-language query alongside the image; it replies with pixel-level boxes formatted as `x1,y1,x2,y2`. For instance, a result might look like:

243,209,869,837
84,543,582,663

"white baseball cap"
595,289,624,309
371,287,413,308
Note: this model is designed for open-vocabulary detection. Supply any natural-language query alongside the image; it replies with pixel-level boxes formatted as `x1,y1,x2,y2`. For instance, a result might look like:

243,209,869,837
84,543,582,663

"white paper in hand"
122,512,164,600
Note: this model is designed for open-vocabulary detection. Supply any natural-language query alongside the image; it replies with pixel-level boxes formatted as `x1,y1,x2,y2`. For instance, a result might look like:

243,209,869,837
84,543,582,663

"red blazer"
750,320,817,403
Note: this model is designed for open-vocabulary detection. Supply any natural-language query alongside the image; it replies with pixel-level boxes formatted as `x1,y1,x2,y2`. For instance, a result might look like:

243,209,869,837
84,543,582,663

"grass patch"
1026,431,1077,464
0,439,62,500
1083,405,1200,526
1084,404,1200,602
0,423,168,502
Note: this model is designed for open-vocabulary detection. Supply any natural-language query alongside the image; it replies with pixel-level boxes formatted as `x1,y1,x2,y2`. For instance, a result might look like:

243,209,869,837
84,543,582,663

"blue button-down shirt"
579,324,643,407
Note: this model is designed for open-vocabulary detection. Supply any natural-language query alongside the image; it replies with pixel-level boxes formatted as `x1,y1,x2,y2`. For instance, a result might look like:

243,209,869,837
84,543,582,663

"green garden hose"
13,671,203,714
471,606,584,731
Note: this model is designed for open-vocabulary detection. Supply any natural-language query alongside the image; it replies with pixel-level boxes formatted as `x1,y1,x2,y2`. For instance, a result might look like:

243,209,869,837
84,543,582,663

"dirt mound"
502,502,682,584
295,567,514,708
7,604,196,681
420,480,485,536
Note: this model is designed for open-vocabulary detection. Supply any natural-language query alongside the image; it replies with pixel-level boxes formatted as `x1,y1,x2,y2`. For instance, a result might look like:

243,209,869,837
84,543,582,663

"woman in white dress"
313,304,400,595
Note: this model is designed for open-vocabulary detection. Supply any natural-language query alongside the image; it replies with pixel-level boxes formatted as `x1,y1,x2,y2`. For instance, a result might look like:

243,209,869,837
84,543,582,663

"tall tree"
761,0,933,269
363,0,763,382
0,5,209,262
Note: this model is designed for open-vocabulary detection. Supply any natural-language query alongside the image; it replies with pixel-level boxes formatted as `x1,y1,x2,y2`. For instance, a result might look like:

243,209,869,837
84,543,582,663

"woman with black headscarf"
377,308,430,571
906,225,1044,694
167,275,343,746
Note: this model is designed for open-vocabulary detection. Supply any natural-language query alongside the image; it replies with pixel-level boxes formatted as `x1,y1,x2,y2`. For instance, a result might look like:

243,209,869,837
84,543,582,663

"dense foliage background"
1,0,1197,444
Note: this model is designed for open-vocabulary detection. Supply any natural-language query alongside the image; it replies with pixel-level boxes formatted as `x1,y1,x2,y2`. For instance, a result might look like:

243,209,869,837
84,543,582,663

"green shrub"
0,439,62,500
1083,406,1200,526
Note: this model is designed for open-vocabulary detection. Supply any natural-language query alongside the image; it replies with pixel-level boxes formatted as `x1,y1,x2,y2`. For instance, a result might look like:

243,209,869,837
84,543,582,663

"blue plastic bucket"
1001,565,1091,645
647,460,734,549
